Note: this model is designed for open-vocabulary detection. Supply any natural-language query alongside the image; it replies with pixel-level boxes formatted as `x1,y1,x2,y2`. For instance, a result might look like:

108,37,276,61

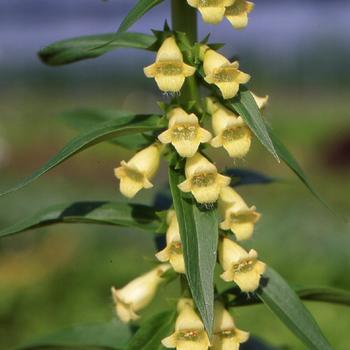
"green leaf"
268,129,337,215
59,108,153,149
257,267,332,350
0,202,162,239
38,32,156,66
0,114,165,197
118,0,165,33
17,319,131,350
226,87,279,161
127,310,176,350
168,167,219,335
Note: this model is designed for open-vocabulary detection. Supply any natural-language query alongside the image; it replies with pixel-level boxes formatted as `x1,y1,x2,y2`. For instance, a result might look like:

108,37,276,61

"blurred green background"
0,1,349,349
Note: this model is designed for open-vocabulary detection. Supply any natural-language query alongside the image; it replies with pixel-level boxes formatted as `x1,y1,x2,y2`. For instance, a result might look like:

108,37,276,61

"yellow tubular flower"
187,0,235,24
114,143,161,198
158,108,212,158
210,104,252,159
155,210,186,274
225,0,254,29
219,186,261,241
251,92,269,110
144,37,196,93
162,298,210,350
212,301,249,350
203,50,250,99
111,264,170,323
219,237,266,292
178,153,231,204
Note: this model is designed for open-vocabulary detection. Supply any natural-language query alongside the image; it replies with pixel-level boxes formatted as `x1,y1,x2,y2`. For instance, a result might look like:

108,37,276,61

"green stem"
171,0,199,105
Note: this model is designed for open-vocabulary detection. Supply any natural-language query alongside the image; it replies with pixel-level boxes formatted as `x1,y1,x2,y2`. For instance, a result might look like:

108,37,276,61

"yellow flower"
225,0,254,29
212,301,249,350
111,264,170,323
203,50,250,99
158,108,212,158
219,237,266,292
219,186,261,241
144,37,196,93
187,0,235,24
162,298,210,350
114,143,161,198
178,153,231,204
155,210,185,274
251,92,269,110
210,104,252,159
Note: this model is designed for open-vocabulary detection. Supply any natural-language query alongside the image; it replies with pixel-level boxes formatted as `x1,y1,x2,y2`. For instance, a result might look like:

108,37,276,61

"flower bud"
114,143,161,198
219,186,261,241
144,37,196,93
212,301,249,350
158,108,212,158
111,264,170,323
187,0,235,24
178,153,231,204
219,237,266,292
210,104,252,159
203,50,250,99
162,298,210,350
225,0,255,29
155,210,185,274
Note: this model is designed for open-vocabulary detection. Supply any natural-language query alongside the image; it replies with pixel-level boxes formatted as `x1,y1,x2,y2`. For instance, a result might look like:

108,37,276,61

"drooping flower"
210,104,252,159
212,301,249,350
251,92,269,110
203,50,250,99
155,210,185,274
158,108,212,158
219,186,261,241
178,153,231,204
111,264,170,323
162,298,210,350
114,143,161,198
219,237,266,292
186,0,235,24
225,0,255,29
144,37,196,93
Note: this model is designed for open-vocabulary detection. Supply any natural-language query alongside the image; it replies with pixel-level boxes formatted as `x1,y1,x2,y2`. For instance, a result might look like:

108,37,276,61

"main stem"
171,0,199,105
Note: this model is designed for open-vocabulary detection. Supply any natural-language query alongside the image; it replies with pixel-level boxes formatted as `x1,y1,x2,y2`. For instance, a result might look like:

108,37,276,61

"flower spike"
158,107,212,158
225,0,255,30
144,37,196,93
219,186,261,240
219,237,266,292
155,210,186,274
187,0,235,24
111,264,170,323
203,49,250,99
162,298,210,350
114,143,161,198
178,153,231,204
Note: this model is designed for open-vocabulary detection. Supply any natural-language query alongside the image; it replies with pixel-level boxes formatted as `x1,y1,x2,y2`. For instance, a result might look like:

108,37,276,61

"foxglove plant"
0,1,348,350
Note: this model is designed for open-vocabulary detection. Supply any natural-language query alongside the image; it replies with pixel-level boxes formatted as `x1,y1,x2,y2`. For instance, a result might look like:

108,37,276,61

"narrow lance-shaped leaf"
226,87,279,161
0,114,165,197
0,202,162,239
257,267,332,350
38,32,156,66
17,319,131,350
59,108,153,149
118,0,165,33
127,310,176,350
169,167,219,335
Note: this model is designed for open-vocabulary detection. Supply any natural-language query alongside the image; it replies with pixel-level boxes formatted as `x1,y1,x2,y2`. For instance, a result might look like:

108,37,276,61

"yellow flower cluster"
187,0,254,29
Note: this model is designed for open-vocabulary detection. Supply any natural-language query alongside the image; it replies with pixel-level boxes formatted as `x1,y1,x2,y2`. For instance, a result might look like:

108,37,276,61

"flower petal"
198,6,226,24
155,74,186,92
173,140,201,158
216,81,240,99
143,63,157,78
203,50,230,75
156,37,183,62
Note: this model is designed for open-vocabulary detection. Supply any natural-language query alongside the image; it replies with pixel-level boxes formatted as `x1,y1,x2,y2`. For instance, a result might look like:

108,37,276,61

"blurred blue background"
0,1,349,349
